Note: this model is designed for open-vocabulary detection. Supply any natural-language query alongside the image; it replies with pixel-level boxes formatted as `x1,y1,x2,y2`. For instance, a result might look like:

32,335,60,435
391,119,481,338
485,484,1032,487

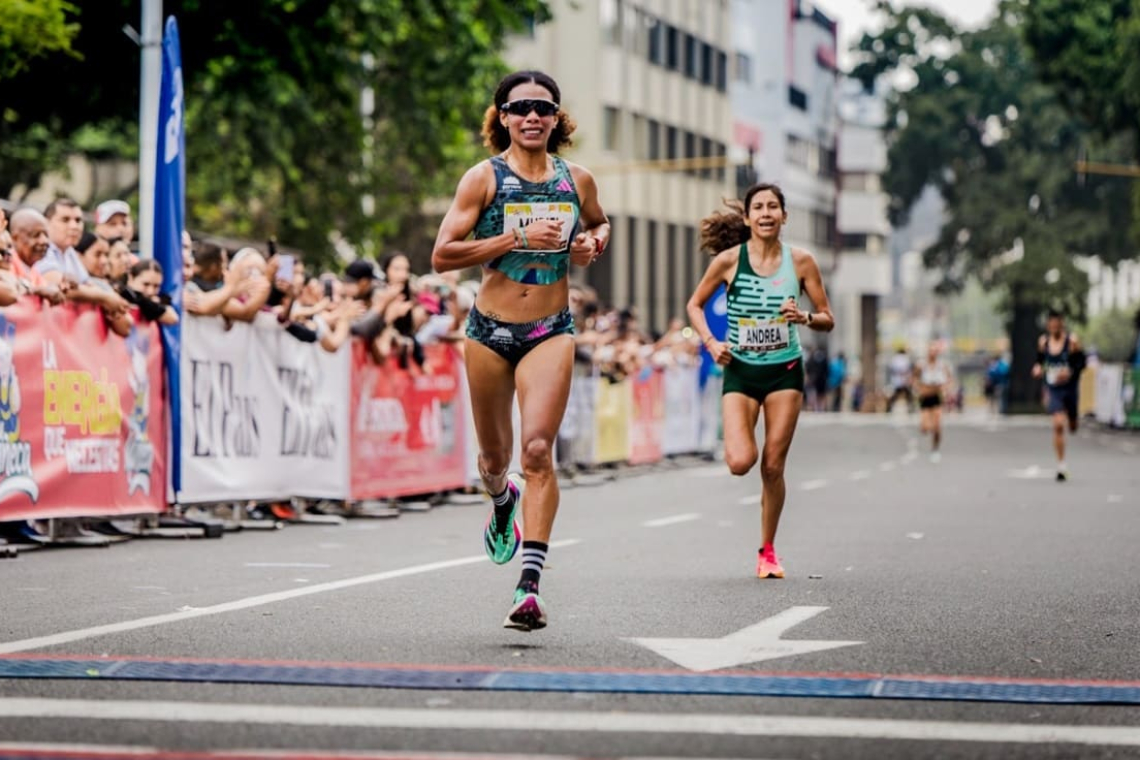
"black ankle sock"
490,483,515,528
517,540,548,591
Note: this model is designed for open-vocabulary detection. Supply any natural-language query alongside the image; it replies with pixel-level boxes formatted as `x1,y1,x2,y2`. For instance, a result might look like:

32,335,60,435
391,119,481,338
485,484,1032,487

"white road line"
1,700,1138,747
0,745,773,760
0,541,581,655
799,479,829,491
878,462,897,472
849,471,871,481
738,495,762,505
643,514,701,528
244,563,332,569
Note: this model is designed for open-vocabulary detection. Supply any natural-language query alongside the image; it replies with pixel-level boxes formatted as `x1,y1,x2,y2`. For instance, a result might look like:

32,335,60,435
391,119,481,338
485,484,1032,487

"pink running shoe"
756,547,785,579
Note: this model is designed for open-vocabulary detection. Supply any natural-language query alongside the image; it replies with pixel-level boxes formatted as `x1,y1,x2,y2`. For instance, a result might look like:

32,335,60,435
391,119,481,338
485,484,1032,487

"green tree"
0,0,81,80
0,0,550,268
1023,0,1140,153
853,0,1134,410
1083,307,1140,363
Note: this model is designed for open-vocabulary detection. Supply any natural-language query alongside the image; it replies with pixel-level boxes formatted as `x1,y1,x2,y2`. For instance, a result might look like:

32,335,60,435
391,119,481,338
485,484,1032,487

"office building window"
734,52,752,84
624,4,642,53
684,34,698,79
820,147,837,178
666,25,679,70
647,119,661,161
647,16,662,65
700,136,713,180
647,220,659,329
841,173,882,192
632,113,647,160
684,226,697,299
627,216,639,308
788,85,808,110
667,222,678,320
701,42,713,86
787,133,810,168
684,131,697,175
716,50,728,92
666,125,679,161
601,0,622,46
603,106,620,151
715,141,727,182
590,215,616,306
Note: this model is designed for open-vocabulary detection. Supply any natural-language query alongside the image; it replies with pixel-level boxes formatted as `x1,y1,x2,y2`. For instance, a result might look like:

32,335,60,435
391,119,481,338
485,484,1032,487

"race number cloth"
0,302,167,521
737,317,790,353
179,313,350,502
503,202,576,252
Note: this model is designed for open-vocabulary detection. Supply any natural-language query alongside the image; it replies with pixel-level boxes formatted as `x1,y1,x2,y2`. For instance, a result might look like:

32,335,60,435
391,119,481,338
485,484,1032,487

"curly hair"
481,70,576,154
699,183,787,254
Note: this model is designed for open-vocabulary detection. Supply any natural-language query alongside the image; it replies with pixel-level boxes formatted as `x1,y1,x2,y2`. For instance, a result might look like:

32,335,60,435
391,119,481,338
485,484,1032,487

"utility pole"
138,0,163,257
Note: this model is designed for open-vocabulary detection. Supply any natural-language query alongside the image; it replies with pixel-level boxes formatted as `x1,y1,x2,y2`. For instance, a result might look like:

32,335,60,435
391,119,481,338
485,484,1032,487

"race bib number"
1045,365,1066,385
738,317,789,353
504,203,576,253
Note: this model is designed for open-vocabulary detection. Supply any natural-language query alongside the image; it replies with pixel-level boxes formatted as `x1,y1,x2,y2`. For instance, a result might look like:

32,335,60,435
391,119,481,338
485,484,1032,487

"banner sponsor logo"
0,316,37,504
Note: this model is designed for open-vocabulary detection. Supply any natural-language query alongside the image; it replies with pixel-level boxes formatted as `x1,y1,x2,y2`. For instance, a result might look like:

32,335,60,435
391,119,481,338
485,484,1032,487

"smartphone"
277,254,295,282
323,279,334,299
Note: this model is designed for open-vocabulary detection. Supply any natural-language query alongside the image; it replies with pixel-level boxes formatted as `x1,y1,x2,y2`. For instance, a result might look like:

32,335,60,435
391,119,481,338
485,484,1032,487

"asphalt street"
1,410,1138,759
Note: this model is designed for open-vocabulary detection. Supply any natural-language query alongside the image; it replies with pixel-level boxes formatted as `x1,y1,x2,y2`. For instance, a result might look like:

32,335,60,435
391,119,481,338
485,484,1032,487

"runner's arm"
685,251,734,347
792,248,835,332
431,163,514,272
569,165,611,267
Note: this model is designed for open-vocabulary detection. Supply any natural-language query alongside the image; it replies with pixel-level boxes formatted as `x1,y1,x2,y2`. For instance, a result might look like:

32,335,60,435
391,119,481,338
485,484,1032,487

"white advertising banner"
1094,363,1126,428
663,365,702,455
179,314,350,503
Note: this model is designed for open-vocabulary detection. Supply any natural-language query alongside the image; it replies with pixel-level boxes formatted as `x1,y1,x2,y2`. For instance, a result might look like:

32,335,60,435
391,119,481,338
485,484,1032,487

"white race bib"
1045,365,1066,385
738,317,789,353
504,202,576,253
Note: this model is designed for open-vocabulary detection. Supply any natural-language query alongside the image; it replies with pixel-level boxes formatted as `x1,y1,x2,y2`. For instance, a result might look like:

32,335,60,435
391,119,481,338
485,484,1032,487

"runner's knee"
760,454,786,483
478,450,511,480
520,437,554,478
726,447,758,477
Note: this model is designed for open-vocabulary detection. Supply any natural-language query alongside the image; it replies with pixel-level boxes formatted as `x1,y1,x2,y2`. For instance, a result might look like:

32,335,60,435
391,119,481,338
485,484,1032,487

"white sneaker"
930,451,941,464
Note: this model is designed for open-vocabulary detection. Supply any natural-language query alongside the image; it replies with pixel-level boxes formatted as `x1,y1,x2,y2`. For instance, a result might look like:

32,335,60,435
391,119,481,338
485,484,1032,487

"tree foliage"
1023,0,1140,151
852,0,1133,311
852,0,1134,408
0,0,550,268
0,0,81,81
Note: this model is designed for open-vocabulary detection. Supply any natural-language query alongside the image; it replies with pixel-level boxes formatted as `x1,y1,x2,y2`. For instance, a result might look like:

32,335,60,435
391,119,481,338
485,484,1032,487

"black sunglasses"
500,99,559,117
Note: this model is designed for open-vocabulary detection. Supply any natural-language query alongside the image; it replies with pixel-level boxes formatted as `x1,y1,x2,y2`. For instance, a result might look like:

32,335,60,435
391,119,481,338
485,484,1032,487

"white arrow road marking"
626,606,862,672
643,513,701,528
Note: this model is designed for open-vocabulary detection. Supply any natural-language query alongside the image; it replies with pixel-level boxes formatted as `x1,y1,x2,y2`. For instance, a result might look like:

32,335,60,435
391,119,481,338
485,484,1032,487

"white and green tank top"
726,242,802,366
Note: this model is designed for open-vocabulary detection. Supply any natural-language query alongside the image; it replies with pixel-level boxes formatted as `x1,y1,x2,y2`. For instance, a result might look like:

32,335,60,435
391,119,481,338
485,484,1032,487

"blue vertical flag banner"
154,16,185,495
699,284,728,389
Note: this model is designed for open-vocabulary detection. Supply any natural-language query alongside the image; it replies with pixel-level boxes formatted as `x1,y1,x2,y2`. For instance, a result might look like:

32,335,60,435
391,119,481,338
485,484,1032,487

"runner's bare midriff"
475,267,569,323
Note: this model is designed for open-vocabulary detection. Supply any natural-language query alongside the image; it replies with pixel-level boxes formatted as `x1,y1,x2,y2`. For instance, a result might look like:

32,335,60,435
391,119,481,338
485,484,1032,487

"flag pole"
139,0,163,258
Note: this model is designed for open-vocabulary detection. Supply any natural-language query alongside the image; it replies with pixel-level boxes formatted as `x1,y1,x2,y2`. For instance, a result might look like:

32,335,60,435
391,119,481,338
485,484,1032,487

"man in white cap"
94,199,135,246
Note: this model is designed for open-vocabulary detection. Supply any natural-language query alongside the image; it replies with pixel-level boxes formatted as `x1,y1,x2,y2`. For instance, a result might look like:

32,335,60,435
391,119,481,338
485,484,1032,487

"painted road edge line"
0,699,1139,746
0,540,582,655
643,514,701,528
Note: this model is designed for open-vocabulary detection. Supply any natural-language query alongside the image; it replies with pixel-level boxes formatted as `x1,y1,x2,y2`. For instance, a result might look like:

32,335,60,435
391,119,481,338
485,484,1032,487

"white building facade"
507,0,735,333
730,0,840,304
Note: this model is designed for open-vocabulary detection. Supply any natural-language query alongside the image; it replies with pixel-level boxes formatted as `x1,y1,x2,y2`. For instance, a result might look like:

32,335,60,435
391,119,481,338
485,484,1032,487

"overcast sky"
817,0,1000,68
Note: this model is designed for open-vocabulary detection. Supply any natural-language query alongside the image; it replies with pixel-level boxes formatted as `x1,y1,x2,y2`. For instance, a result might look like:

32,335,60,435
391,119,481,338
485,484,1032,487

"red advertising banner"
350,341,467,499
0,302,167,521
628,367,665,465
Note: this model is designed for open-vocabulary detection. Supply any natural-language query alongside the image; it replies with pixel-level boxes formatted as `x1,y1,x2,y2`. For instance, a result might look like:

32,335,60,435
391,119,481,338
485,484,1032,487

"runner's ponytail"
699,198,749,254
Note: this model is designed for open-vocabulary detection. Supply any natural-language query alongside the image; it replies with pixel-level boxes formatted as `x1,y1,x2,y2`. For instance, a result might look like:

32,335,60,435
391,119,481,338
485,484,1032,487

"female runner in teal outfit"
687,184,835,580
432,71,610,631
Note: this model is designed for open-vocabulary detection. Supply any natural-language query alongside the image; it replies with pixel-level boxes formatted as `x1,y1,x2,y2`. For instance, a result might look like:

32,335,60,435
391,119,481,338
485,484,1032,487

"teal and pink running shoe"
756,546,785,579
484,475,522,565
503,587,548,631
